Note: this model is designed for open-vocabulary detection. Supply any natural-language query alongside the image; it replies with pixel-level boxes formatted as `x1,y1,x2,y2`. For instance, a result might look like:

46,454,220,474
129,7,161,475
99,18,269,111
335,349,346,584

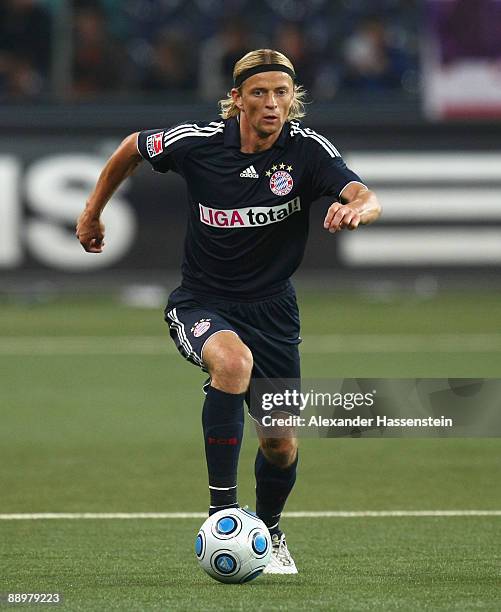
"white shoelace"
272,536,293,565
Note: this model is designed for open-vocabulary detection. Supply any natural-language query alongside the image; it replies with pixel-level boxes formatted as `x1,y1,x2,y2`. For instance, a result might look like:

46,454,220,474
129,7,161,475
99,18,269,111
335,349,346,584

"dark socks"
255,448,298,536
202,386,245,514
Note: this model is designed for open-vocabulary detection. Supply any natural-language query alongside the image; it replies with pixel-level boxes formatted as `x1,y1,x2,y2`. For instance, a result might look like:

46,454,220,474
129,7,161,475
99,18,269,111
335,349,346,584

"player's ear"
231,87,244,111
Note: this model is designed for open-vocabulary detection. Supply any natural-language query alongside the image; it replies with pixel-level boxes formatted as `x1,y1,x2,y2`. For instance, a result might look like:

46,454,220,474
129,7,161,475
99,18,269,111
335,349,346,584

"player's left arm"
323,182,381,233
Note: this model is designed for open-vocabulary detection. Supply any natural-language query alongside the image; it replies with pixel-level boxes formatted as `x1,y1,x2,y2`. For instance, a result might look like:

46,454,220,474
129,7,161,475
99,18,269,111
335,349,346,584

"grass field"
1,289,500,610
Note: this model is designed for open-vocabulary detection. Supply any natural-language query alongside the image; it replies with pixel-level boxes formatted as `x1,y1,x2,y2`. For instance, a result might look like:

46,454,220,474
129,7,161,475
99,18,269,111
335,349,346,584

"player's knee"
260,437,297,468
212,345,253,385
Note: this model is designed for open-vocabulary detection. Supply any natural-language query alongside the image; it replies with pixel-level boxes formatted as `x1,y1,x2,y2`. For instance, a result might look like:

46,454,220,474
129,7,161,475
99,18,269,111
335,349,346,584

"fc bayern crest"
191,319,211,338
269,171,293,196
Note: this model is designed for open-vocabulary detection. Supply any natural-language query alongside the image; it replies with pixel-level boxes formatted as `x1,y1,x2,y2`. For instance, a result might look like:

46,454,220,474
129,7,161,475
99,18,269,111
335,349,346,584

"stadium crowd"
0,0,419,102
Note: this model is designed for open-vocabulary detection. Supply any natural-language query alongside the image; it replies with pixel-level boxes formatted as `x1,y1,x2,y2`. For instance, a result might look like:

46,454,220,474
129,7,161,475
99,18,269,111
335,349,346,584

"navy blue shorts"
165,284,301,419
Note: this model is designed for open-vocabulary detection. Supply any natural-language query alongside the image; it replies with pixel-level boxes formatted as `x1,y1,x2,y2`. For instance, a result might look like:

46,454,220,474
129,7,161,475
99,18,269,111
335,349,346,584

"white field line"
1,510,500,521
1,334,501,355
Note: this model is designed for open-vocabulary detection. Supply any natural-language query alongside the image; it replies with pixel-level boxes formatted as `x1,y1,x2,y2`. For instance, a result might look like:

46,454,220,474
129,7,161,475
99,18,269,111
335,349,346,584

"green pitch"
1,289,500,610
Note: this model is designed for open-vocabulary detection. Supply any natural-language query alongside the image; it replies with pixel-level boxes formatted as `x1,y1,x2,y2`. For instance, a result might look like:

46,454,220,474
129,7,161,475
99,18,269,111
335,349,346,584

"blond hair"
219,49,307,120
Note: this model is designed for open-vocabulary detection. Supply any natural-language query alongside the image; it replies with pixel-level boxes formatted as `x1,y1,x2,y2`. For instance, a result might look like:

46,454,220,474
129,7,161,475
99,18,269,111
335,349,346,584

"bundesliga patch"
146,131,164,157
199,196,301,228
191,318,211,337
270,170,293,196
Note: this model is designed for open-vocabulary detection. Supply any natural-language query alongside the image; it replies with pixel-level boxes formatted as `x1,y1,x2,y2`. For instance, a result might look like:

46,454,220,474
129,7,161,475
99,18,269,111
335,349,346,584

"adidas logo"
240,165,259,179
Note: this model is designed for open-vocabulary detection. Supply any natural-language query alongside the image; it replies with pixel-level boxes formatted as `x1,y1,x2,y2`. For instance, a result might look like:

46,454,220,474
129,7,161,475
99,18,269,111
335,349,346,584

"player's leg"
165,297,251,515
201,331,253,514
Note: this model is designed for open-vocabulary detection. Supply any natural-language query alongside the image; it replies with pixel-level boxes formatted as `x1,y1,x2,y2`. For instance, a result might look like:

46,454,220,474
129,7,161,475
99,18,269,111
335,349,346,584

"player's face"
234,72,294,138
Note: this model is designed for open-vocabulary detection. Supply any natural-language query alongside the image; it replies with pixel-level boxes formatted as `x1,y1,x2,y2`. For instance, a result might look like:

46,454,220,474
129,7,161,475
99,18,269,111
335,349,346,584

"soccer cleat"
262,533,298,574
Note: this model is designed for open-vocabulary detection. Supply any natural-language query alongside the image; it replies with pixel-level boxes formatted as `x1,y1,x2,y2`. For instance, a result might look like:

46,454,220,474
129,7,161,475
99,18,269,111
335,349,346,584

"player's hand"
323,202,360,233
75,212,105,253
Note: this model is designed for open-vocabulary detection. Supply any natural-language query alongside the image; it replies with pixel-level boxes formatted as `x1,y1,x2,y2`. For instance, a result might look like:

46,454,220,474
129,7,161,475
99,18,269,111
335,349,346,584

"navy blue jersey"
137,117,364,299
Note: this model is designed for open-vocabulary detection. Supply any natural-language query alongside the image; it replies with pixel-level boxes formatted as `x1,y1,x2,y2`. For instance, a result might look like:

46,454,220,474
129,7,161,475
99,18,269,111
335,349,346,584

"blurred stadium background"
1,1,501,610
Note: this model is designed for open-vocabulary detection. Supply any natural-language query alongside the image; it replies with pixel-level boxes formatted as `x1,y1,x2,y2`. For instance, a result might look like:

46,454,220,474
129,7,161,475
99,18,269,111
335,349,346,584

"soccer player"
76,49,381,574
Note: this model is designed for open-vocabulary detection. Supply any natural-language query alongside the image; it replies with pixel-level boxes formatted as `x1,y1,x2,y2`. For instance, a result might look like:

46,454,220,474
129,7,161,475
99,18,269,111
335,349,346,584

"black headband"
234,63,296,88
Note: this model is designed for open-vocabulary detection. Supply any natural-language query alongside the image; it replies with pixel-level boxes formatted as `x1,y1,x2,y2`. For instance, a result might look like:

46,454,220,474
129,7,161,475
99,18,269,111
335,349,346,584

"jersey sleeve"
137,120,223,174
137,128,175,173
307,134,365,200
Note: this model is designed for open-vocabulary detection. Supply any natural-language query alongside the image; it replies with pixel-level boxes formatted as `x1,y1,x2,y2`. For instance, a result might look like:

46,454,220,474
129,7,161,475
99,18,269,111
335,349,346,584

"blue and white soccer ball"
195,508,272,583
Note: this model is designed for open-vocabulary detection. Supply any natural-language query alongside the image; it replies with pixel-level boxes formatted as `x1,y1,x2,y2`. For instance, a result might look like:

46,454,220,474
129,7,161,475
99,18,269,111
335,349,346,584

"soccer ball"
195,508,272,583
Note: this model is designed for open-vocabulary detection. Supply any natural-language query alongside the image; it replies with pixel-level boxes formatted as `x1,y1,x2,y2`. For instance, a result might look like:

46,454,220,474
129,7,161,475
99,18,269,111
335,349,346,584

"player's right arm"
76,132,143,253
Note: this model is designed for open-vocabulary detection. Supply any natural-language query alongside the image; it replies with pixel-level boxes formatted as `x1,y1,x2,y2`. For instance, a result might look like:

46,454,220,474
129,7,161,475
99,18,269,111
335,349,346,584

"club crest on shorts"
191,318,211,337
268,165,293,196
